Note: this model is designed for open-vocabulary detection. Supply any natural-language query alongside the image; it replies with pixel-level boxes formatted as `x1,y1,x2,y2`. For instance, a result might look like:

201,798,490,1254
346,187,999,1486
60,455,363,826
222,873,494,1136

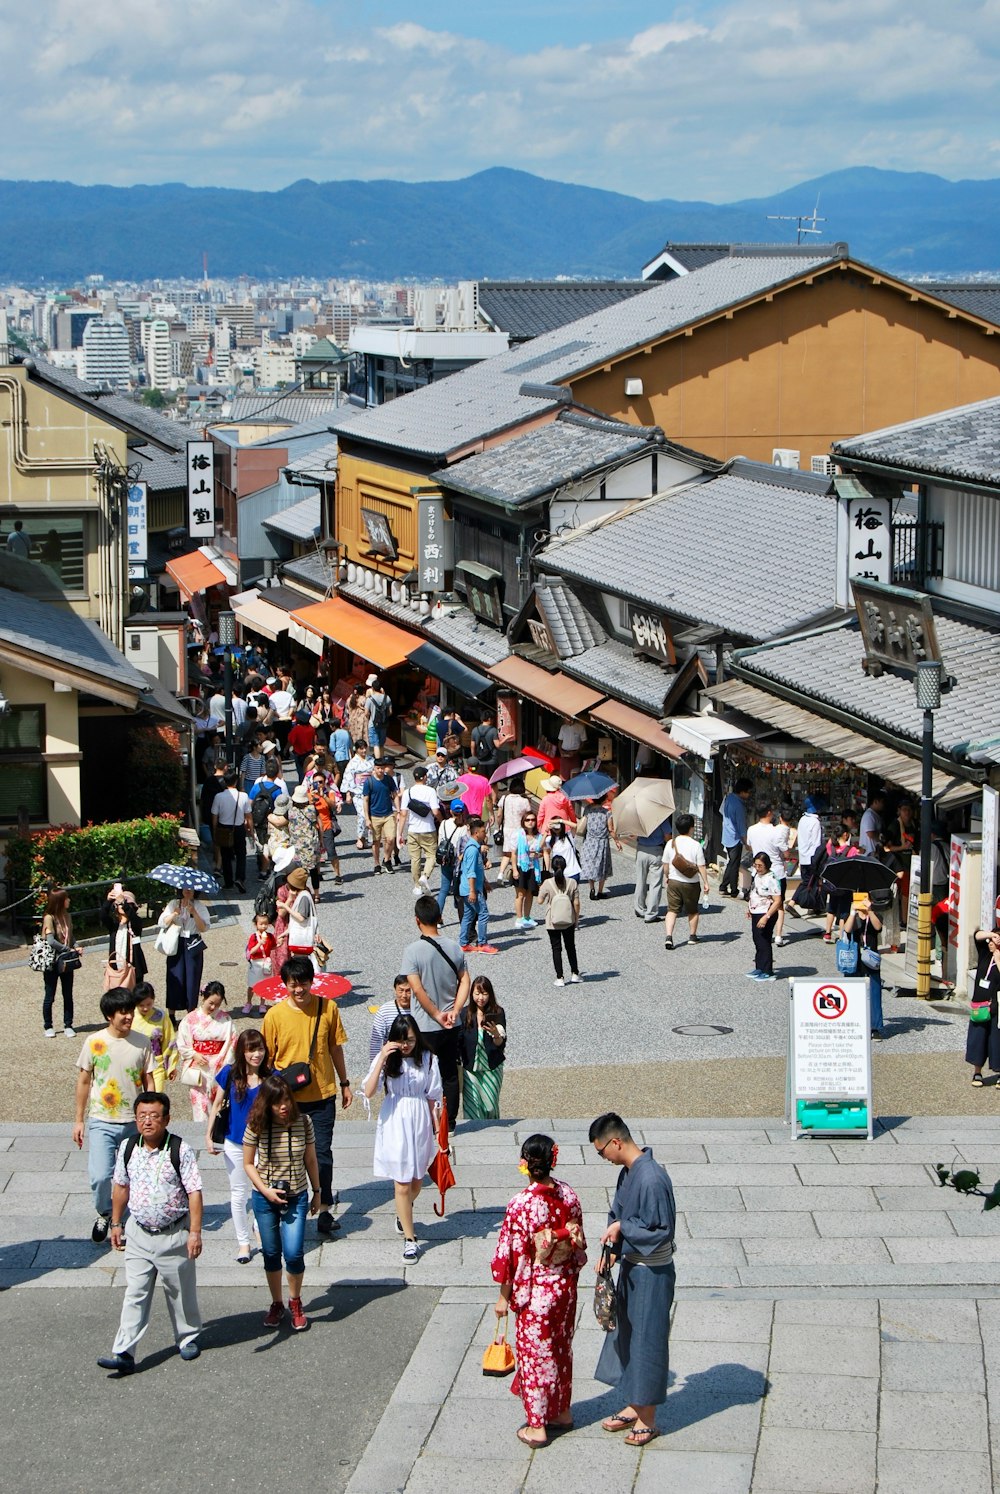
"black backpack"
372,692,392,727
251,782,277,831
473,726,493,762
122,1133,188,1192
254,871,278,922
436,824,458,872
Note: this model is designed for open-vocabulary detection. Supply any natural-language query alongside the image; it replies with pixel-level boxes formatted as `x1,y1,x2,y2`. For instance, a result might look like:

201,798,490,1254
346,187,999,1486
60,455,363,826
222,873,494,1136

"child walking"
362,1014,443,1263
244,912,276,1015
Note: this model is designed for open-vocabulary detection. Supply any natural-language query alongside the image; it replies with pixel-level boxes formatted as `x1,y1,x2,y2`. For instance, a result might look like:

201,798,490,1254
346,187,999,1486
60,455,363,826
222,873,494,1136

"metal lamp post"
915,659,943,999
217,609,237,767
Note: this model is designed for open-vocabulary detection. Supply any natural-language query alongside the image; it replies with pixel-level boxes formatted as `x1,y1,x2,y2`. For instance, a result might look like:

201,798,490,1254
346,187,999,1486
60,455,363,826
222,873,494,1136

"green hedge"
6,815,183,915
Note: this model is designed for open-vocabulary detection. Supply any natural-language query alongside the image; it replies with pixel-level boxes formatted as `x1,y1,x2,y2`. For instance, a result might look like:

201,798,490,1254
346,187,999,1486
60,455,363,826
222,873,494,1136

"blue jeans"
88,1119,136,1218
868,969,884,1032
252,1188,308,1274
298,1096,336,1206
459,896,488,946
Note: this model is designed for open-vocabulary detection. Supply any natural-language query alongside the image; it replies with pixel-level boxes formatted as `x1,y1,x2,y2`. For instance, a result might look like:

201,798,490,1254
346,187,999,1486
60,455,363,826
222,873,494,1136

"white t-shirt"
400,784,440,836
558,722,587,753
213,787,251,827
859,808,882,856
269,689,295,718
747,822,788,879
662,834,705,884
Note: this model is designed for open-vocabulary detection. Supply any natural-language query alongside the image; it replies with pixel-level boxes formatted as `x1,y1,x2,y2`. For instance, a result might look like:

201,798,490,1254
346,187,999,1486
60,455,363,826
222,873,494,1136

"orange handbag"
482,1314,516,1377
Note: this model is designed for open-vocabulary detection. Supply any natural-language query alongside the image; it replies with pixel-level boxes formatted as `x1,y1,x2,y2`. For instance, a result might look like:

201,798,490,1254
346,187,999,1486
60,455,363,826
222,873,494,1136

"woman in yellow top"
131,980,177,1091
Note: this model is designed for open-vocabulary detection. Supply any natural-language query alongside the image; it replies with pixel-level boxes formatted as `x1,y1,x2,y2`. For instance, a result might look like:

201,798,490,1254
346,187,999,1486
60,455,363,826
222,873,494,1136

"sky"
4,0,1000,201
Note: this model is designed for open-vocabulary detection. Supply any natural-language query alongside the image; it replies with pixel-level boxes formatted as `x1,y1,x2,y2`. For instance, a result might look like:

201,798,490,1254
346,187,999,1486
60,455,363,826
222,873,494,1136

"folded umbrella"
147,863,221,896
428,1098,455,1217
610,777,675,839
821,856,899,895
561,770,617,801
489,756,538,786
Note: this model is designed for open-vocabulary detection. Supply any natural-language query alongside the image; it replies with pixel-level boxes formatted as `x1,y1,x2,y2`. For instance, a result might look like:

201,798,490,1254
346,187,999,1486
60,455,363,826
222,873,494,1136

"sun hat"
540,775,563,793
286,867,309,890
291,785,310,806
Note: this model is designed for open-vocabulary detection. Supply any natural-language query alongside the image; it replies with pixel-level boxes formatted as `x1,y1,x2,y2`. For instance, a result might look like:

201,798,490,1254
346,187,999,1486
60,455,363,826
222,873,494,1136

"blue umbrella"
561,770,617,801
148,862,221,896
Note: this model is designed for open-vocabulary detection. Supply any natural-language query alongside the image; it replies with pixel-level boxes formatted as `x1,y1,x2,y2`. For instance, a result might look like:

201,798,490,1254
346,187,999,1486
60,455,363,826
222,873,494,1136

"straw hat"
540,775,563,793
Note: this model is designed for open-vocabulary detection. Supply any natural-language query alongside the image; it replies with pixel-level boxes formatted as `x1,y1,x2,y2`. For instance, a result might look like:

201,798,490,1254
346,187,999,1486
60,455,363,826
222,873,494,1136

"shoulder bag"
155,921,181,958
835,934,859,976
211,1070,234,1144
594,1243,618,1331
669,838,698,879
283,1004,325,1093
420,934,462,981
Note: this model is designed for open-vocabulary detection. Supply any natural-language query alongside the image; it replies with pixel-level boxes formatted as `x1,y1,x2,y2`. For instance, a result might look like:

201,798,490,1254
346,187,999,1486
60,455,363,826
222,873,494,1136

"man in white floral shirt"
73,989,152,1244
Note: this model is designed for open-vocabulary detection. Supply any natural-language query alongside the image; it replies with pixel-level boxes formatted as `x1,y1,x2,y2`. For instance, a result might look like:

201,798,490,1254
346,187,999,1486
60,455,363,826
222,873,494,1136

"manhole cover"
671,1024,734,1037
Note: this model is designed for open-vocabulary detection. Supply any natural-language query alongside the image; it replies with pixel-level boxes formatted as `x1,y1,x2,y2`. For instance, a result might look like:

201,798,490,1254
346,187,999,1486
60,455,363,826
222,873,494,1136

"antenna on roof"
766,197,826,245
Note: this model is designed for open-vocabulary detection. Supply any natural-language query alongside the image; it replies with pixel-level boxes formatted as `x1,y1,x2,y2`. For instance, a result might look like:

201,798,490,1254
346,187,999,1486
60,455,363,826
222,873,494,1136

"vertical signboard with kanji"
187,440,215,538
126,481,148,578
417,494,452,593
847,495,891,585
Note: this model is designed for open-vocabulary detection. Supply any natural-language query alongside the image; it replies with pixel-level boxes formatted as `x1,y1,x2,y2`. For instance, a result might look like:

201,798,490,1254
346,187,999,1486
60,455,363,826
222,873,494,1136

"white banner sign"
983,787,999,934
186,440,215,538
126,480,148,565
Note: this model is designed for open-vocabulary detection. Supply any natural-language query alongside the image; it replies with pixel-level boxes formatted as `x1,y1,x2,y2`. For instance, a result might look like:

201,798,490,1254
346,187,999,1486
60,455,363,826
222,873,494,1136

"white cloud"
2,0,999,201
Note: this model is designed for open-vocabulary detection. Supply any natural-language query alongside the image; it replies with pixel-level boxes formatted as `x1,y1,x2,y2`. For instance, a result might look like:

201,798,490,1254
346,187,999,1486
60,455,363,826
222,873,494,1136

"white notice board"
787,978,873,1139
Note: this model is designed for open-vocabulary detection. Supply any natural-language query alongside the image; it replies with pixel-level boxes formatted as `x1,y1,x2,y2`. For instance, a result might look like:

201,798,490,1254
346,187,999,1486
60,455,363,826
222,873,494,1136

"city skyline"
3,0,998,202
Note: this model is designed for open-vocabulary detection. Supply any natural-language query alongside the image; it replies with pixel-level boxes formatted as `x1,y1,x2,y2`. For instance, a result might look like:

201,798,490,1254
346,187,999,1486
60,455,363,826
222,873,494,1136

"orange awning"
290,595,418,670
165,551,227,601
589,698,682,759
488,655,606,717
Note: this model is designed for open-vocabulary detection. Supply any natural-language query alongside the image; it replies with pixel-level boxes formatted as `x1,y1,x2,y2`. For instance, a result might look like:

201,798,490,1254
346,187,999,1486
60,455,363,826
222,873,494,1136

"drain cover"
671,1024,734,1037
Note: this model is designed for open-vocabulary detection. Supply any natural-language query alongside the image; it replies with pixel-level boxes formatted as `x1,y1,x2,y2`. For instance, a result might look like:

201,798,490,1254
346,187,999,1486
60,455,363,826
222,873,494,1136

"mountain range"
1,166,997,283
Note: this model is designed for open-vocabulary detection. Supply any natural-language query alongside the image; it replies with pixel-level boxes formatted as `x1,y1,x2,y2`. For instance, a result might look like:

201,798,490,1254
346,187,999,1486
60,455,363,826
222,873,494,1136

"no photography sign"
788,978,873,1140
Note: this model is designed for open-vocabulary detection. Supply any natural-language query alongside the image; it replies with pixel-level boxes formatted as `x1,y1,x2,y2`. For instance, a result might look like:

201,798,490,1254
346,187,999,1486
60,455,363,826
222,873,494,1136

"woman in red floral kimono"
491,1134,587,1448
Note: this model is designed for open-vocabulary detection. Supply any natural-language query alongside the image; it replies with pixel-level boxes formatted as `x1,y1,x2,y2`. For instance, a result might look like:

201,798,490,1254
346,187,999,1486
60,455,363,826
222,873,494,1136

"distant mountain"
0,166,998,282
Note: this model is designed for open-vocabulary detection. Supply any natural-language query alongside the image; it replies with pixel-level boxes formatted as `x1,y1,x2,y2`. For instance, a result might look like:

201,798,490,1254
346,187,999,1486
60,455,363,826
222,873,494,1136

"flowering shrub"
6,814,183,913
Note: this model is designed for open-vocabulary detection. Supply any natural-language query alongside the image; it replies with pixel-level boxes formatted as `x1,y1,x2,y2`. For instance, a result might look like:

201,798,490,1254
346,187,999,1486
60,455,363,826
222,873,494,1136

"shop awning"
164,550,227,601
488,655,606,717
589,699,683,759
669,713,753,761
232,592,292,643
409,641,491,700
290,595,417,670
709,680,981,806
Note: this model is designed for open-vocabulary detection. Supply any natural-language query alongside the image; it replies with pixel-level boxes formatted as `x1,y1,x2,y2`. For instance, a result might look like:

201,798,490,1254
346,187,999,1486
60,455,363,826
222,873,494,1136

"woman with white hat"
536,775,576,836
288,784,322,897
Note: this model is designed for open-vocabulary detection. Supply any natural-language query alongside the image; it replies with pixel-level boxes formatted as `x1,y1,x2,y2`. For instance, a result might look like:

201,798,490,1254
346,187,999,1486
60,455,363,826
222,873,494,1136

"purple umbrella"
488,756,538,786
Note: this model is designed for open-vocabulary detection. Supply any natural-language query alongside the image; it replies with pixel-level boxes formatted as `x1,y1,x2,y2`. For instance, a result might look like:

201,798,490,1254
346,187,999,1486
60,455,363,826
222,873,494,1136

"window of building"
0,515,86,594
0,705,47,821
453,509,520,611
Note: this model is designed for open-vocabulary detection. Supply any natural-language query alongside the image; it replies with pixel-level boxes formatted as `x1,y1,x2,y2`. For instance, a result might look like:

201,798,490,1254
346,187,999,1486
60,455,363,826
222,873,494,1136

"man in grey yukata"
590,1112,677,1447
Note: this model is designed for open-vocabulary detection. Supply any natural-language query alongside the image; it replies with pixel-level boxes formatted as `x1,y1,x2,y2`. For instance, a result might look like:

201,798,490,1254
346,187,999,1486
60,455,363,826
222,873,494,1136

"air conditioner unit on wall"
772,448,801,469
811,455,834,476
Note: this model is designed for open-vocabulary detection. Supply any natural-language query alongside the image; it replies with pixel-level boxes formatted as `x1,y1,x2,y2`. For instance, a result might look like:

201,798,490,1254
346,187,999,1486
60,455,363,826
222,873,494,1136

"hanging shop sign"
851,578,942,679
847,495,892,585
126,480,148,576
186,441,215,539
360,507,398,561
416,494,452,592
628,605,676,666
457,561,504,629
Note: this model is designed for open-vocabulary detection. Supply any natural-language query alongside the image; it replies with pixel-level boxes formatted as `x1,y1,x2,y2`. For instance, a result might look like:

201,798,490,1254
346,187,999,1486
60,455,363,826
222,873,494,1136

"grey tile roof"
286,436,339,482
918,283,1000,325
20,358,101,396
834,396,1000,486
336,578,429,631
733,613,1000,765
224,393,343,423
421,605,512,668
262,491,321,540
331,254,837,459
94,394,197,451
131,443,187,492
534,577,607,656
279,551,336,597
433,411,662,507
560,637,674,714
243,416,338,448
476,281,653,340
538,461,837,642
0,586,147,692
643,242,849,276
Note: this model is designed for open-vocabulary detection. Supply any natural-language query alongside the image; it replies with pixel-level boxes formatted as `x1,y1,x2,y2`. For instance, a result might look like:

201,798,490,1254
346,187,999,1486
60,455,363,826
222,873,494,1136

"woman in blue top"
515,809,545,930
206,1029,272,1262
330,717,353,784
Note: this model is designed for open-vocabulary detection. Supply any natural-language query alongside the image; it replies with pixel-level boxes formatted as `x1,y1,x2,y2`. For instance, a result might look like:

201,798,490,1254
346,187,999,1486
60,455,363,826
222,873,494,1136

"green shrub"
125,724,186,818
6,814,183,916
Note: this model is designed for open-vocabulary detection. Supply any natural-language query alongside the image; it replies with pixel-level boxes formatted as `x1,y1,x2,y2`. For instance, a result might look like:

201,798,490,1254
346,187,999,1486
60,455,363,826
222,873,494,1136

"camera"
274,1178,290,1199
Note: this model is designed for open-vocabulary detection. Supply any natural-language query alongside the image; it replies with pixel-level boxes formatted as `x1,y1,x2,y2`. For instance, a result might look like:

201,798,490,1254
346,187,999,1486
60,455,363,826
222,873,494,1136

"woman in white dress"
363,1014,443,1263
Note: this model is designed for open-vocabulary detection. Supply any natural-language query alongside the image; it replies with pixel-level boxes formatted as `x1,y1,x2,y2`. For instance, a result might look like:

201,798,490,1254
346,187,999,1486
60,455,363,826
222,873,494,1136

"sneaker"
178,1341,201,1361
402,1238,420,1261
411,885,422,898
569,972,581,983
554,977,565,987
758,973,777,982
91,1214,110,1243
473,944,499,955
521,917,537,929
664,937,674,950
774,936,789,947
64,1026,75,1037
288,1296,310,1332
385,860,395,874
745,970,765,981
689,935,700,945
822,933,835,943
263,1300,285,1328
334,875,343,885
44,1028,55,1039
96,1352,134,1374
418,874,430,890
316,1210,336,1236
372,865,383,875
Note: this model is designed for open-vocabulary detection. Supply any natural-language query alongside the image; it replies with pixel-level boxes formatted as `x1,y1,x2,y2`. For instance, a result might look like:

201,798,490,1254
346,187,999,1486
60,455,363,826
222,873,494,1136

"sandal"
516,1427,548,1449
602,1414,638,1433
972,1073,985,1087
624,1426,660,1447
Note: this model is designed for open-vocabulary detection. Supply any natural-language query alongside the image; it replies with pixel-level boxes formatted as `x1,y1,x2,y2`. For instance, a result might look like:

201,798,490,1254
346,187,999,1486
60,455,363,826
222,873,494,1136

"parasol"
489,756,538,786
524,766,549,799
610,777,675,839
427,1098,455,1216
821,857,899,895
147,863,221,896
253,972,353,1003
561,770,617,801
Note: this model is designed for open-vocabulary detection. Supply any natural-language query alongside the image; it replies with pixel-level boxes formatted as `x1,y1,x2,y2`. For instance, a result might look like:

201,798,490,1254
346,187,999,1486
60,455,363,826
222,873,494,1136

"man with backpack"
436,800,470,921
471,708,501,774
97,1091,204,1374
249,759,283,875
365,676,392,761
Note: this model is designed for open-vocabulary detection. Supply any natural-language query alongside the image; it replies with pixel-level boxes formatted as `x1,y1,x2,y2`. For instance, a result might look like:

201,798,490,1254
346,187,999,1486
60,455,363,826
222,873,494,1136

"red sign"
813,984,849,1020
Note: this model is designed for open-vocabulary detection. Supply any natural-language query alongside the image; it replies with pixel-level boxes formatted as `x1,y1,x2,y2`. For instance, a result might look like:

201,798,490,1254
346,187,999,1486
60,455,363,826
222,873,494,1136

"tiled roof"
918,283,1000,325
331,253,838,459
421,606,512,668
642,242,849,277
94,394,197,451
279,551,336,596
733,613,1000,765
224,393,343,423
538,460,837,642
476,281,653,340
262,491,321,540
286,436,339,482
833,396,1000,486
131,443,187,492
560,637,674,714
433,411,662,507
534,577,607,657
0,585,147,692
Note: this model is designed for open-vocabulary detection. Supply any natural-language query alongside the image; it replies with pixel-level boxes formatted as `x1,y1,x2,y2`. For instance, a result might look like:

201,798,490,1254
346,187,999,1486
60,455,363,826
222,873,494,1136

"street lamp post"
217,609,237,768
915,660,943,1000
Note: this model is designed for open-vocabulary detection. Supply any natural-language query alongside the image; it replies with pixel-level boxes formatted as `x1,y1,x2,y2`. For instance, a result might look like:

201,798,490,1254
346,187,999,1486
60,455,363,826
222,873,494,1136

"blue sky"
3,0,998,200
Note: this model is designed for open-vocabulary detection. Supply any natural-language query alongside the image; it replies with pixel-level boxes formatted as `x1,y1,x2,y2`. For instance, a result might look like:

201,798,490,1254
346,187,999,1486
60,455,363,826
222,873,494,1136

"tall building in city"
80,317,130,389
142,317,172,390
54,306,99,351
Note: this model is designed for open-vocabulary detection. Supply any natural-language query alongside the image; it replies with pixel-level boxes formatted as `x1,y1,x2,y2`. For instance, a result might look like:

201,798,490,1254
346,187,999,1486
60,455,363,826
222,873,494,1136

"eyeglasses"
595,1138,616,1158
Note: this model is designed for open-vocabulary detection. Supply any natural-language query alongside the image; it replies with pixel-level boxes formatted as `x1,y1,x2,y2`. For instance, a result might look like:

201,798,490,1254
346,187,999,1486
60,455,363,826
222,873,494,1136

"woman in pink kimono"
491,1134,587,1448
173,980,235,1121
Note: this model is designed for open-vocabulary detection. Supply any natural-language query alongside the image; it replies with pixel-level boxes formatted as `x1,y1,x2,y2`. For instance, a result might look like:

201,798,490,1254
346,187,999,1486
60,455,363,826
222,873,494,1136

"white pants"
223,1138,252,1248
112,1217,201,1355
